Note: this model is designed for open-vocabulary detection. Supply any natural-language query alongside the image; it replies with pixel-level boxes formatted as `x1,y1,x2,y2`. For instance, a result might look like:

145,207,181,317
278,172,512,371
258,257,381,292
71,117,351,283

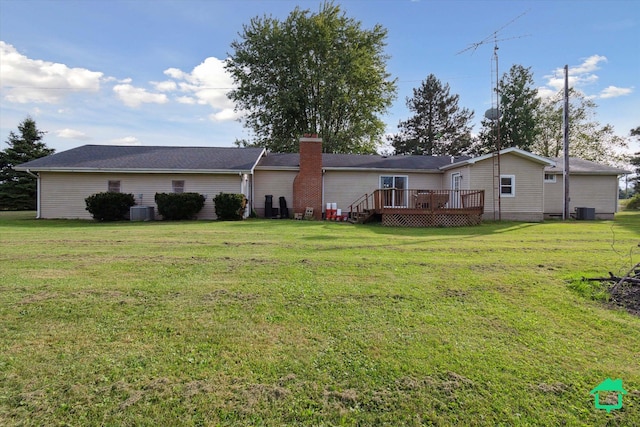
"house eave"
13,167,252,175
254,166,300,172
441,148,556,170
323,167,443,173
545,169,631,176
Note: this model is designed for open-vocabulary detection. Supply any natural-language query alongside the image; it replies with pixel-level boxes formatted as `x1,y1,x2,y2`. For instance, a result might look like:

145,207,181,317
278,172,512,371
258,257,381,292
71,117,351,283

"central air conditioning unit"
575,207,595,220
130,206,155,221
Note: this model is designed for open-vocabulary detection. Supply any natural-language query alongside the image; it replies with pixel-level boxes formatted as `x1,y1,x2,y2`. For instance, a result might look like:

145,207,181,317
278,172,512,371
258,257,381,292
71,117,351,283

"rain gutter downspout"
25,169,41,218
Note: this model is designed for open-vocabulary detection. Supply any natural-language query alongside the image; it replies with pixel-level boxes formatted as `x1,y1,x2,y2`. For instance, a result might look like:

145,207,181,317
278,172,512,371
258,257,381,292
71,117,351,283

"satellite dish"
484,107,501,121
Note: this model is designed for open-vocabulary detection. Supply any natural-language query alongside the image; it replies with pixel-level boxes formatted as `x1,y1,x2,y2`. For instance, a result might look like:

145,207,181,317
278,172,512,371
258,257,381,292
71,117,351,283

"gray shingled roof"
257,152,469,170
16,145,265,172
545,157,630,175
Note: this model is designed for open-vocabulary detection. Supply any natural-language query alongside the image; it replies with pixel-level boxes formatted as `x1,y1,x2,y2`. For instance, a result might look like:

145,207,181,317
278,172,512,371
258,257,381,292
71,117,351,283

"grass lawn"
1,211,639,426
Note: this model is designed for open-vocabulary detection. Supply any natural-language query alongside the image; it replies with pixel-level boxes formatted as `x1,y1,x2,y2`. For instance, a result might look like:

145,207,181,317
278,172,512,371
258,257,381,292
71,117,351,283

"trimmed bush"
155,192,205,220
213,193,247,221
85,192,136,221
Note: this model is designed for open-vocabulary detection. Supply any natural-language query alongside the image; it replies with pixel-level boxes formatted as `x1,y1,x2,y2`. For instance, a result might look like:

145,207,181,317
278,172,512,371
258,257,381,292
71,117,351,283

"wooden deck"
349,189,485,227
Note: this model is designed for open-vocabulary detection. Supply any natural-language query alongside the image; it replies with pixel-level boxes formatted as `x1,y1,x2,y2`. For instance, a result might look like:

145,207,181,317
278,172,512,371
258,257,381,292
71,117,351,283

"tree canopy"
0,117,54,210
533,88,627,165
629,126,640,194
225,2,397,153
476,65,540,154
389,74,474,156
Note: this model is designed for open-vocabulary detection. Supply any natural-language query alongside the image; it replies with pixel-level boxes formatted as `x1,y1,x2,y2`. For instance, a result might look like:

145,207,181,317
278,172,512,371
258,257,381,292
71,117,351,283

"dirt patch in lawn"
609,284,640,316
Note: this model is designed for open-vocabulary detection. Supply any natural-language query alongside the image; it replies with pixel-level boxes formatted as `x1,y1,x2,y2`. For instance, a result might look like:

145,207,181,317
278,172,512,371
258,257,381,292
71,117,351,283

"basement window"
172,180,185,193
500,175,515,197
108,180,121,193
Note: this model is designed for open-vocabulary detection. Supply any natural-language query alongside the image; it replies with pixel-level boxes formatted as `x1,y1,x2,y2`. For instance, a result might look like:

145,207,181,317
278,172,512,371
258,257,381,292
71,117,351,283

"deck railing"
349,189,484,217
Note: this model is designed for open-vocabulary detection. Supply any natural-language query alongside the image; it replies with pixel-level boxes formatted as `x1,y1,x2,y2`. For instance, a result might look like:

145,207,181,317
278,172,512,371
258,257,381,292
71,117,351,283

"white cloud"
572,54,607,74
109,136,141,146
164,67,187,80
599,85,633,99
0,41,103,104
210,108,243,122
176,96,197,104
162,56,239,121
113,83,169,108
537,55,631,100
152,80,177,92
56,128,91,140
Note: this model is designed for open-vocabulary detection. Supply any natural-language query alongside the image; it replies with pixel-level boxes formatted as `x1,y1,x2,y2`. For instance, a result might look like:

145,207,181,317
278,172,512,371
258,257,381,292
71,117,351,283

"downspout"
322,169,326,220
239,172,249,218
25,169,41,219
251,172,255,218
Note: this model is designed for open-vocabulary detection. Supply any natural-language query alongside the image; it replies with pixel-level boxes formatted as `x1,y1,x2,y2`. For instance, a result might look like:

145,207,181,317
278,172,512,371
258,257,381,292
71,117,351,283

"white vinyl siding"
38,172,242,220
253,170,297,218
469,153,546,221
544,174,620,218
323,171,442,213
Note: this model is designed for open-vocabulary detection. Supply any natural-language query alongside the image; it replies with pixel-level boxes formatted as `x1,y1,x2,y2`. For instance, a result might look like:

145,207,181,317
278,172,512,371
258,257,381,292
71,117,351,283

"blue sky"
1,0,638,155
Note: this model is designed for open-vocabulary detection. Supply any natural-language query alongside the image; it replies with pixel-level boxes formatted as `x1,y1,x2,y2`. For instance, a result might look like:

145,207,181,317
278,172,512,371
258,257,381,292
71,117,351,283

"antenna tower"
458,10,530,221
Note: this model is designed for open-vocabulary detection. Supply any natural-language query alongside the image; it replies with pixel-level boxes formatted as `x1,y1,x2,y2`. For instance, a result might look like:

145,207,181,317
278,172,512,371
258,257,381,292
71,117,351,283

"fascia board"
14,167,250,174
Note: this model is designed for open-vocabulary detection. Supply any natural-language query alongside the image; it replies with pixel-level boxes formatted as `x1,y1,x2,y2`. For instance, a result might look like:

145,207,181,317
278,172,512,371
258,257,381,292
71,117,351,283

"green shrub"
85,192,136,221
625,194,640,210
155,192,205,220
213,193,247,220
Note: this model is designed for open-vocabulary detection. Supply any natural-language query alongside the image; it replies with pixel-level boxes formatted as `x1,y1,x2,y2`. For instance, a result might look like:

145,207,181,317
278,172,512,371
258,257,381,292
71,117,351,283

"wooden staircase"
350,209,376,224
347,193,377,223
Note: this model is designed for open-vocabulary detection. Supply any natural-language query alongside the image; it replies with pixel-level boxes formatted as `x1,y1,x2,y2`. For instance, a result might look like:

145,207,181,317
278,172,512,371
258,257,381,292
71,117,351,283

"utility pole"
493,43,502,221
563,65,570,220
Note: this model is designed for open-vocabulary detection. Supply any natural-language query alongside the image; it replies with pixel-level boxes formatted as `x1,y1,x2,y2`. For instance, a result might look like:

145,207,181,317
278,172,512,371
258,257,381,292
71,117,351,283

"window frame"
544,173,557,183
172,180,185,194
108,180,121,193
500,175,515,197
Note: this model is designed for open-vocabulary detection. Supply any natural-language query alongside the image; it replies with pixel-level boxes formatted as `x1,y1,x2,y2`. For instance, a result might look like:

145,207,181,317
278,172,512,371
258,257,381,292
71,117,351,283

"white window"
500,175,515,197
544,173,557,183
172,180,185,193
108,180,121,193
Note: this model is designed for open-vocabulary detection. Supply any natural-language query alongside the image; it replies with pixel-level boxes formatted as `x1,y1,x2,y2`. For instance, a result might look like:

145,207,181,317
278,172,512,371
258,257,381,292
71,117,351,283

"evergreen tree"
477,65,540,154
0,117,54,210
389,74,474,156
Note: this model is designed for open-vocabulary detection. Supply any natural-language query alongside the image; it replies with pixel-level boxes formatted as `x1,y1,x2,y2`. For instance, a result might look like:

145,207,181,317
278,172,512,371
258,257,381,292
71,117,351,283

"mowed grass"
1,211,639,426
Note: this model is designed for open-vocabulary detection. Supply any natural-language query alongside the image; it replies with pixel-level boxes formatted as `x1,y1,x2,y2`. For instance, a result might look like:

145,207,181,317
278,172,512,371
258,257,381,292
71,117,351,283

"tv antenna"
456,10,531,56
457,10,530,221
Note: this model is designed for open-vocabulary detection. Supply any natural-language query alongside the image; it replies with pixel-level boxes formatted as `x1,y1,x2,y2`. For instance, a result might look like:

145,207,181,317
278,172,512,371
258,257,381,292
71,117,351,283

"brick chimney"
293,135,323,220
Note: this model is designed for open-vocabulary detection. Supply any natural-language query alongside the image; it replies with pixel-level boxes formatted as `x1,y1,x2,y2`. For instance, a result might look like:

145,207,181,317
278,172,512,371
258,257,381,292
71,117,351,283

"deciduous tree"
0,117,54,210
389,74,474,156
533,89,627,165
225,2,396,153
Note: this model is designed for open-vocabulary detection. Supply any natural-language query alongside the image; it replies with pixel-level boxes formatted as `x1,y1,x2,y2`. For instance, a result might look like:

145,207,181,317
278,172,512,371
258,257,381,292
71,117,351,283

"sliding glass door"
380,176,408,207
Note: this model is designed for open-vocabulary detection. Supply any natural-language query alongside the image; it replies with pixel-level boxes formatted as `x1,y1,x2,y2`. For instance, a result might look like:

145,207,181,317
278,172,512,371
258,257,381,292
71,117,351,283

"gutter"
25,169,41,219
13,167,249,174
